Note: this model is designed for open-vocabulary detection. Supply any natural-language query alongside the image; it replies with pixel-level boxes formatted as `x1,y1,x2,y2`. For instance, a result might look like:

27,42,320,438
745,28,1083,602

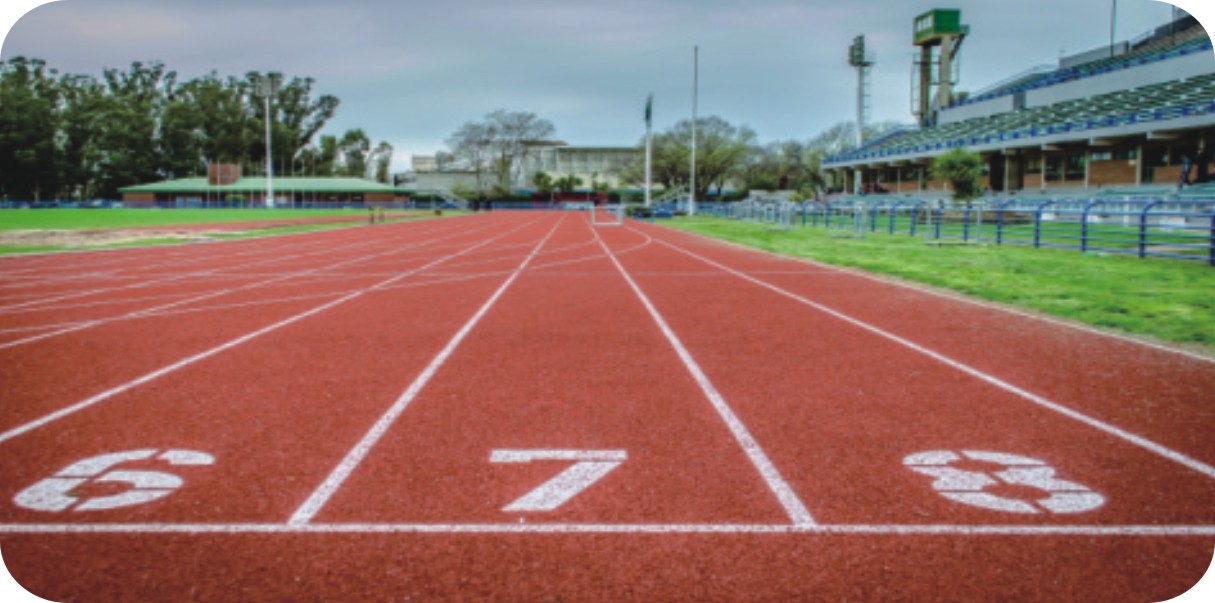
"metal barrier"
713,195,1215,265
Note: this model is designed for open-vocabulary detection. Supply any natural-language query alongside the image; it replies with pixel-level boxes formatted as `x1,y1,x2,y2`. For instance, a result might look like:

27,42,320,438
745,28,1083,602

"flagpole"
690,45,698,217
645,94,653,208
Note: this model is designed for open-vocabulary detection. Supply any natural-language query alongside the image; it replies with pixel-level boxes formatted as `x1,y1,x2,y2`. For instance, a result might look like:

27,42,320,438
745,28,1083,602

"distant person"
1196,141,1210,184
1178,153,1192,190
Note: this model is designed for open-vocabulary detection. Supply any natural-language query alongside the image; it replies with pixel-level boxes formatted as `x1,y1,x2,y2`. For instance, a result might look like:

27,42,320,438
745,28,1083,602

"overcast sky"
2,0,1212,172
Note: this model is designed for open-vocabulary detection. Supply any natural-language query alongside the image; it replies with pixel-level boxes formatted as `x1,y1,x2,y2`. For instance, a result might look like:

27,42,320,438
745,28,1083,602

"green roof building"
118,165,411,208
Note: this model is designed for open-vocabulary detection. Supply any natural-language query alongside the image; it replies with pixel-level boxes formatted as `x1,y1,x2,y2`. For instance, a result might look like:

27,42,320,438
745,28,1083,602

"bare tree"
446,110,556,195
446,120,495,195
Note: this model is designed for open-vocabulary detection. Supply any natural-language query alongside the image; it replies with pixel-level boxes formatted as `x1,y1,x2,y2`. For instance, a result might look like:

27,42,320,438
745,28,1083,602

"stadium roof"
119,177,410,194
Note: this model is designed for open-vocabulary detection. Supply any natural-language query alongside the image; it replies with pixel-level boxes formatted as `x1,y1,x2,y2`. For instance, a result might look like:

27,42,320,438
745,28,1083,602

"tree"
636,116,754,198
56,73,107,199
532,171,554,197
737,140,823,193
446,110,556,194
92,61,175,198
553,174,582,194
0,57,61,200
484,109,555,188
336,128,371,177
930,148,986,202
0,56,381,200
446,121,494,195
370,141,394,183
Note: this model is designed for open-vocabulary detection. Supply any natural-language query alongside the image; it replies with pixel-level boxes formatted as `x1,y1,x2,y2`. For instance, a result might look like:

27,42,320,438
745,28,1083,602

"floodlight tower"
912,9,968,126
849,35,875,148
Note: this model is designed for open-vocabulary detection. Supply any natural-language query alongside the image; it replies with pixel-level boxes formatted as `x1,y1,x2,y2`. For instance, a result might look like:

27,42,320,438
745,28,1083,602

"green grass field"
0,208,374,231
666,216,1215,351
0,208,457,254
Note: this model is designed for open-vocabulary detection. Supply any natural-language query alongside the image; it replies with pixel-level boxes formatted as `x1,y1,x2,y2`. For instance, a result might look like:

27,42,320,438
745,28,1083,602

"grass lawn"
665,216,1215,350
0,208,378,231
0,208,462,254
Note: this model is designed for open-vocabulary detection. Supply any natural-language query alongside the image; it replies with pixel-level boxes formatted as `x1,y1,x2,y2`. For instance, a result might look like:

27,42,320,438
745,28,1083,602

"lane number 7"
490,449,626,512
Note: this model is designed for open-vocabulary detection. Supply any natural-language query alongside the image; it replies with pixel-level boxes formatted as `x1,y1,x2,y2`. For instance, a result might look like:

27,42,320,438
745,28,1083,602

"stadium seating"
830,72,1215,163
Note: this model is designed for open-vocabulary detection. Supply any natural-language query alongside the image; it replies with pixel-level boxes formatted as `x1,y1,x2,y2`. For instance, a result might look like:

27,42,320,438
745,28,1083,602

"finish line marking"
1,522,1213,536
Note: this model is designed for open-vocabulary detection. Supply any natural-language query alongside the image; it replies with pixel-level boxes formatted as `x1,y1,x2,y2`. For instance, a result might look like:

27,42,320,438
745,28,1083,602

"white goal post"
590,204,625,227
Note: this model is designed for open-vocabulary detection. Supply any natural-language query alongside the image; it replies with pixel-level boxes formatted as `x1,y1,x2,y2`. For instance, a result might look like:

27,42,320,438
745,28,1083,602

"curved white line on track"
591,224,815,527
651,235,1215,482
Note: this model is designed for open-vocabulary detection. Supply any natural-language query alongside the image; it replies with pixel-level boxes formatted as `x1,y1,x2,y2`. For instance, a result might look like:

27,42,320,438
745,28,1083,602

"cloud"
2,0,1203,166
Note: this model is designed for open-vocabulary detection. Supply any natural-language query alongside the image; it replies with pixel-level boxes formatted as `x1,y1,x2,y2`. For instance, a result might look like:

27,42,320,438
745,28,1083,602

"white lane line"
654,236,1215,482
663,227,1215,364
592,229,816,527
0,218,501,351
1,522,1213,536
287,217,565,526
0,218,539,446
0,214,463,313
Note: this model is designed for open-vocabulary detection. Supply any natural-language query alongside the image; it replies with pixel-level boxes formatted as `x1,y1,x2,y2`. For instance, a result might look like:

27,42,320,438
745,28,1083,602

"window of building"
1065,155,1086,180
1044,157,1061,180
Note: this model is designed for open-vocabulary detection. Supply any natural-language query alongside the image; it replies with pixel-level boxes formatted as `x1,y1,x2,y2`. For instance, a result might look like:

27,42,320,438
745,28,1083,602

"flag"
645,94,653,127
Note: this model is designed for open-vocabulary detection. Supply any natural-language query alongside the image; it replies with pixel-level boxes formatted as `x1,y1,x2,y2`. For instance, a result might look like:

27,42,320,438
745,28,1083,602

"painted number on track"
13,449,214,513
904,450,1105,514
490,449,626,512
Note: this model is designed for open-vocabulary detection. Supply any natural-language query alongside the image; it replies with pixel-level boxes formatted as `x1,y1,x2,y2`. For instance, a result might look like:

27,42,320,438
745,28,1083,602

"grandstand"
823,11,1215,196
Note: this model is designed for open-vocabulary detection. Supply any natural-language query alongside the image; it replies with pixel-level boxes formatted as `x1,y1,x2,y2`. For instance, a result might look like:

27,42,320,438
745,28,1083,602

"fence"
703,196,1215,265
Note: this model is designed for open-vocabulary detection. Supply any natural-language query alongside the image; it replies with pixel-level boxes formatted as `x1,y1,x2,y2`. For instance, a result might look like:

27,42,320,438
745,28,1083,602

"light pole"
258,77,278,209
645,94,653,208
690,45,698,217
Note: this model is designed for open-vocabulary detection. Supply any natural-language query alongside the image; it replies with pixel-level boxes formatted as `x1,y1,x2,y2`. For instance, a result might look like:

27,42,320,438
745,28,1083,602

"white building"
402,143,640,195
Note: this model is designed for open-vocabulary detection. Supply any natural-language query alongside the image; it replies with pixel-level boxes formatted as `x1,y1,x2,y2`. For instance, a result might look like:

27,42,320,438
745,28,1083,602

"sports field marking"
592,227,816,527
491,449,628,512
0,215,461,312
0,217,542,446
13,449,214,513
904,450,1105,515
0,218,502,350
288,217,565,525
2,522,1213,536
653,236,1215,482
0,236,364,313
677,230,1215,364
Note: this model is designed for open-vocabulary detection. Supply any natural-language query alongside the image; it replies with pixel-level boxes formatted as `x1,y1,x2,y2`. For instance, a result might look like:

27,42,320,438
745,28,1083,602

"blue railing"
709,196,1215,265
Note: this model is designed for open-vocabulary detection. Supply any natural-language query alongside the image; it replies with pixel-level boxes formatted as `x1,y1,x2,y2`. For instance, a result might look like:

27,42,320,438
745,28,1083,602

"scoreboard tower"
912,9,968,126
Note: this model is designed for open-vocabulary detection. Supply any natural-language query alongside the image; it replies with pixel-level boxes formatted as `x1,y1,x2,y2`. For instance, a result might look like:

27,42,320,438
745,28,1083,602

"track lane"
641,225,1215,465
0,217,494,430
0,213,545,525
292,214,799,527
2,212,1212,603
608,223,1215,525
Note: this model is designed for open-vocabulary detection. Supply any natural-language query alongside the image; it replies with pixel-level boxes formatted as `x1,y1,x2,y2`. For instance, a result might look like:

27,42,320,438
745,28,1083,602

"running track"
0,212,1212,602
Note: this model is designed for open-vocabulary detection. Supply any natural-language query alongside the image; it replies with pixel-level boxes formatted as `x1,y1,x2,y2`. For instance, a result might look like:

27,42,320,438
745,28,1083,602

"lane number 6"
13,449,214,513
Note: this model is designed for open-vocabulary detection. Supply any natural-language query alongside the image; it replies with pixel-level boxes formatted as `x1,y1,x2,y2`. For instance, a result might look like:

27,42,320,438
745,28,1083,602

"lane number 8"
904,450,1104,515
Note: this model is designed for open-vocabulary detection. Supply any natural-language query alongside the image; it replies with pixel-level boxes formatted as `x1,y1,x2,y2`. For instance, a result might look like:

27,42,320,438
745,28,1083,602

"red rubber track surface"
0,212,1212,602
